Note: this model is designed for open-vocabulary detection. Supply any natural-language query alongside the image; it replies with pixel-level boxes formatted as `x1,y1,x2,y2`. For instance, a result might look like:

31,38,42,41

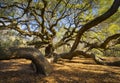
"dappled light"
0,0,120,82
0,58,120,83
0,59,31,72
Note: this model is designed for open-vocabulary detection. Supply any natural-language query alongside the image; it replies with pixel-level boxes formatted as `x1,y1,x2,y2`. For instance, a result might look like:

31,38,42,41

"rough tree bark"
0,47,53,76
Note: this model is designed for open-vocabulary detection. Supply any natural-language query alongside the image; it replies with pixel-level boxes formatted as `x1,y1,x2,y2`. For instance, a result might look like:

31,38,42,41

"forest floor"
0,57,120,83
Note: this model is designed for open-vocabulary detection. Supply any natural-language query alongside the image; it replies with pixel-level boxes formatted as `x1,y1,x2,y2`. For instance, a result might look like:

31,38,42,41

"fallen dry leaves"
0,57,120,83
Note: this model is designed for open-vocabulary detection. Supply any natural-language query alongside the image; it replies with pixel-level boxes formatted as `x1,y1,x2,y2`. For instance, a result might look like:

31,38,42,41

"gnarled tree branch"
71,0,120,52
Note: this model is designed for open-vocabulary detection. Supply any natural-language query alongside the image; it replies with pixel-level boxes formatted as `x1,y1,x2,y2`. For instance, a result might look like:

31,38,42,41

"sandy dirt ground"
0,57,120,83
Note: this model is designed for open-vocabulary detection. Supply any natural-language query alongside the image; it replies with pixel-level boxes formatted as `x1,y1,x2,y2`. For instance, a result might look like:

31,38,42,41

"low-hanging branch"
0,47,53,76
100,33,120,48
53,50,120,67
79,33,120,53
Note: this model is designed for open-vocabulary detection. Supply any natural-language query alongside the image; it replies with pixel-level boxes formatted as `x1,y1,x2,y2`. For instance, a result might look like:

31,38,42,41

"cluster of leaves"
0,30,26,48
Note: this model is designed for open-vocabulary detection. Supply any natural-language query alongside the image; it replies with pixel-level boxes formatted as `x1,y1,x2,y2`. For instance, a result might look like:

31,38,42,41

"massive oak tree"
0,0,120,75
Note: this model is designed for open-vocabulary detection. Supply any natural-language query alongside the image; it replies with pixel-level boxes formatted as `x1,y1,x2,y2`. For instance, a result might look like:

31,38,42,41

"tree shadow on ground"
0,58,120,83
53,69,120,83
0,59,40,83
57,57,96,65
52,57,120,83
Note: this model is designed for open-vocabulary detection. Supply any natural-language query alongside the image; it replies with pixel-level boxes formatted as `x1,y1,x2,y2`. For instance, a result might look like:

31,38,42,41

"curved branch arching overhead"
70,0,120,52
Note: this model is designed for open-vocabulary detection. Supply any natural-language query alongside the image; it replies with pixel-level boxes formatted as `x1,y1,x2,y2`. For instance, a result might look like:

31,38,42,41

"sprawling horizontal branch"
53,50,94,62
53,50,120,66
27,41,49,48
0,47,53,76
100,33,120,48
83,33,120,51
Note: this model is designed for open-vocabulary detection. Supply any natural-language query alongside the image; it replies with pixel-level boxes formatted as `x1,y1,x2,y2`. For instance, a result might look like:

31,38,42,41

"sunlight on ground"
0,57,120,83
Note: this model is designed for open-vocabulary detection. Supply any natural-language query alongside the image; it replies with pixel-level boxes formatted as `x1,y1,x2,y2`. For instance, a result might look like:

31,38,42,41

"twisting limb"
71,0,120,52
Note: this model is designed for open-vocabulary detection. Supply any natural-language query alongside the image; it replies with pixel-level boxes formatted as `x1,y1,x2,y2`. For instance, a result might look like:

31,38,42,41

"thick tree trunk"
45,44,54,58
0,47,53,76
